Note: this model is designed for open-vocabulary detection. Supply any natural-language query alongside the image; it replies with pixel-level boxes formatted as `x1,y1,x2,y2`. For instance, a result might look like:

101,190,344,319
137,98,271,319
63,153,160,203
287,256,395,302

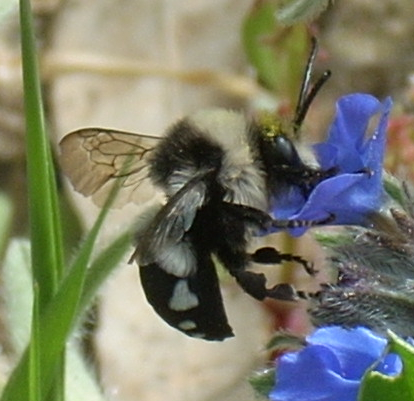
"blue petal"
284,172,386,236
376,353,403,376
307,327,388,379
269,345,359,401
269,327,402,401
314,94,388,172
270,94,392,235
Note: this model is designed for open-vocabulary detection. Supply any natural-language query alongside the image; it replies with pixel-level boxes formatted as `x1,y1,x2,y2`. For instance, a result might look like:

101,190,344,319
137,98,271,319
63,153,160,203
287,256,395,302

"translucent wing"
134,169,211,270
59,128,161,207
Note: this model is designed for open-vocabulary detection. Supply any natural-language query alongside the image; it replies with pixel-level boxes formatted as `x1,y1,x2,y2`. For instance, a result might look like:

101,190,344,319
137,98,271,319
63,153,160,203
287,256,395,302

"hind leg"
221,202,331,275
249,247,316,275
216,203,319,301
231,268,305,301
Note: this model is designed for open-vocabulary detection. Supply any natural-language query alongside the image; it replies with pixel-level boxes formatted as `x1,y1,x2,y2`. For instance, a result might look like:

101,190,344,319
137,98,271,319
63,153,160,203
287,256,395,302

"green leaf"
383,173,406,206
20,0,63,311
18,0,67,397
242,1,308,95
249,368,275,398
80,230,132,311
28,283,40,401
359,332,414,401
266,331,305,352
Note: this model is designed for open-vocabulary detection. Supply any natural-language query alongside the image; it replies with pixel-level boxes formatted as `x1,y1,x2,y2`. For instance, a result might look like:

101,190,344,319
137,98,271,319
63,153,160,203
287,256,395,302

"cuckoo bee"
60,39,332,341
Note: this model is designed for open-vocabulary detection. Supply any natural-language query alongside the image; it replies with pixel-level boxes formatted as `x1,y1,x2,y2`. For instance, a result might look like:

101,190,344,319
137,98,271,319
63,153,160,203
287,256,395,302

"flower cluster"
269,327,402,401
262,93,414,401
270,93,393,236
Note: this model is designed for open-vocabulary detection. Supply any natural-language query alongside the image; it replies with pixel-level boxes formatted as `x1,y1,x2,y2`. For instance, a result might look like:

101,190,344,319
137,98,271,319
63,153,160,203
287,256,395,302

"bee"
59,38,332,341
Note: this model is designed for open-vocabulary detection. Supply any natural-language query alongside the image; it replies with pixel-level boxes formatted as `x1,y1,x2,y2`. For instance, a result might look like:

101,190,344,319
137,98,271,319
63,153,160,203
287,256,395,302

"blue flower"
271,94,393,236
269,326,402,401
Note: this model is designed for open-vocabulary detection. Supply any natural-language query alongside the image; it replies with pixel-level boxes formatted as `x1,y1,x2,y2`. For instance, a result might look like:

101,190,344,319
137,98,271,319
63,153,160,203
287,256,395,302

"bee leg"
216,245,305,302
220,202,275,230
230,269,303,301
250,247,316,275
271,213,335,230
221,201,335,231
217,202,316,301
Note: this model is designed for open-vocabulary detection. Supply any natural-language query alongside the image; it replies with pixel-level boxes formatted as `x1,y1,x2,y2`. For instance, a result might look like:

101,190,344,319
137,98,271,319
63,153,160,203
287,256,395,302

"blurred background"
1,1,414,400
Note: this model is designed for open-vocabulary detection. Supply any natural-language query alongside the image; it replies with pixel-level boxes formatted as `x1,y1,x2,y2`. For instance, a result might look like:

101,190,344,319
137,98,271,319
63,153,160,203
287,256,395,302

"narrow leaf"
20,0,63,310
28,283,40,401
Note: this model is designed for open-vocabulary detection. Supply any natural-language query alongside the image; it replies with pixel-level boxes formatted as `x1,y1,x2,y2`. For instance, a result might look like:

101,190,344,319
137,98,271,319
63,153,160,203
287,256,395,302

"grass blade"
18,0,66,398
80,230,132,310
20,0,63,309
28,283,40,401
3,2,135,399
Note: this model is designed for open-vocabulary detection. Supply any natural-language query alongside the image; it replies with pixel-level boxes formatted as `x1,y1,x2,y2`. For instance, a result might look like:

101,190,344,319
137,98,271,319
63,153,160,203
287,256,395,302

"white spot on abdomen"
169,279,199,311
178,320,197,330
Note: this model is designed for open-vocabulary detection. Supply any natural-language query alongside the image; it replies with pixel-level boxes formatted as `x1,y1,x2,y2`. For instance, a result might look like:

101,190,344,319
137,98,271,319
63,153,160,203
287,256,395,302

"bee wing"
59,128,161,207
135,170,211,269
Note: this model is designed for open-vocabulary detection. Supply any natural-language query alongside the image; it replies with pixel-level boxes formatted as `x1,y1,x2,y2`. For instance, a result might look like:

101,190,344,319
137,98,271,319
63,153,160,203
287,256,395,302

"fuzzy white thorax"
189,109,268,211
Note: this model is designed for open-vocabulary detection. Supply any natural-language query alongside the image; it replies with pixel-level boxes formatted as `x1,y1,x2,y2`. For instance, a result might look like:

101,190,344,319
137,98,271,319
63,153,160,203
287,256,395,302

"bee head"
256,114,304,173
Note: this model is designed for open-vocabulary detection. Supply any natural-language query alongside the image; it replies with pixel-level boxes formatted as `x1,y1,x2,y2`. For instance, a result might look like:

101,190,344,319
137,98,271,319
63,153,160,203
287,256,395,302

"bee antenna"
293,37,331,137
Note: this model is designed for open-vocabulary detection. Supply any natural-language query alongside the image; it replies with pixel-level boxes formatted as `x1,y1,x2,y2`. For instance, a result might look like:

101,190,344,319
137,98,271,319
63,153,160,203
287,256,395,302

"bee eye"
261,134,302,168
273,135,300,163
